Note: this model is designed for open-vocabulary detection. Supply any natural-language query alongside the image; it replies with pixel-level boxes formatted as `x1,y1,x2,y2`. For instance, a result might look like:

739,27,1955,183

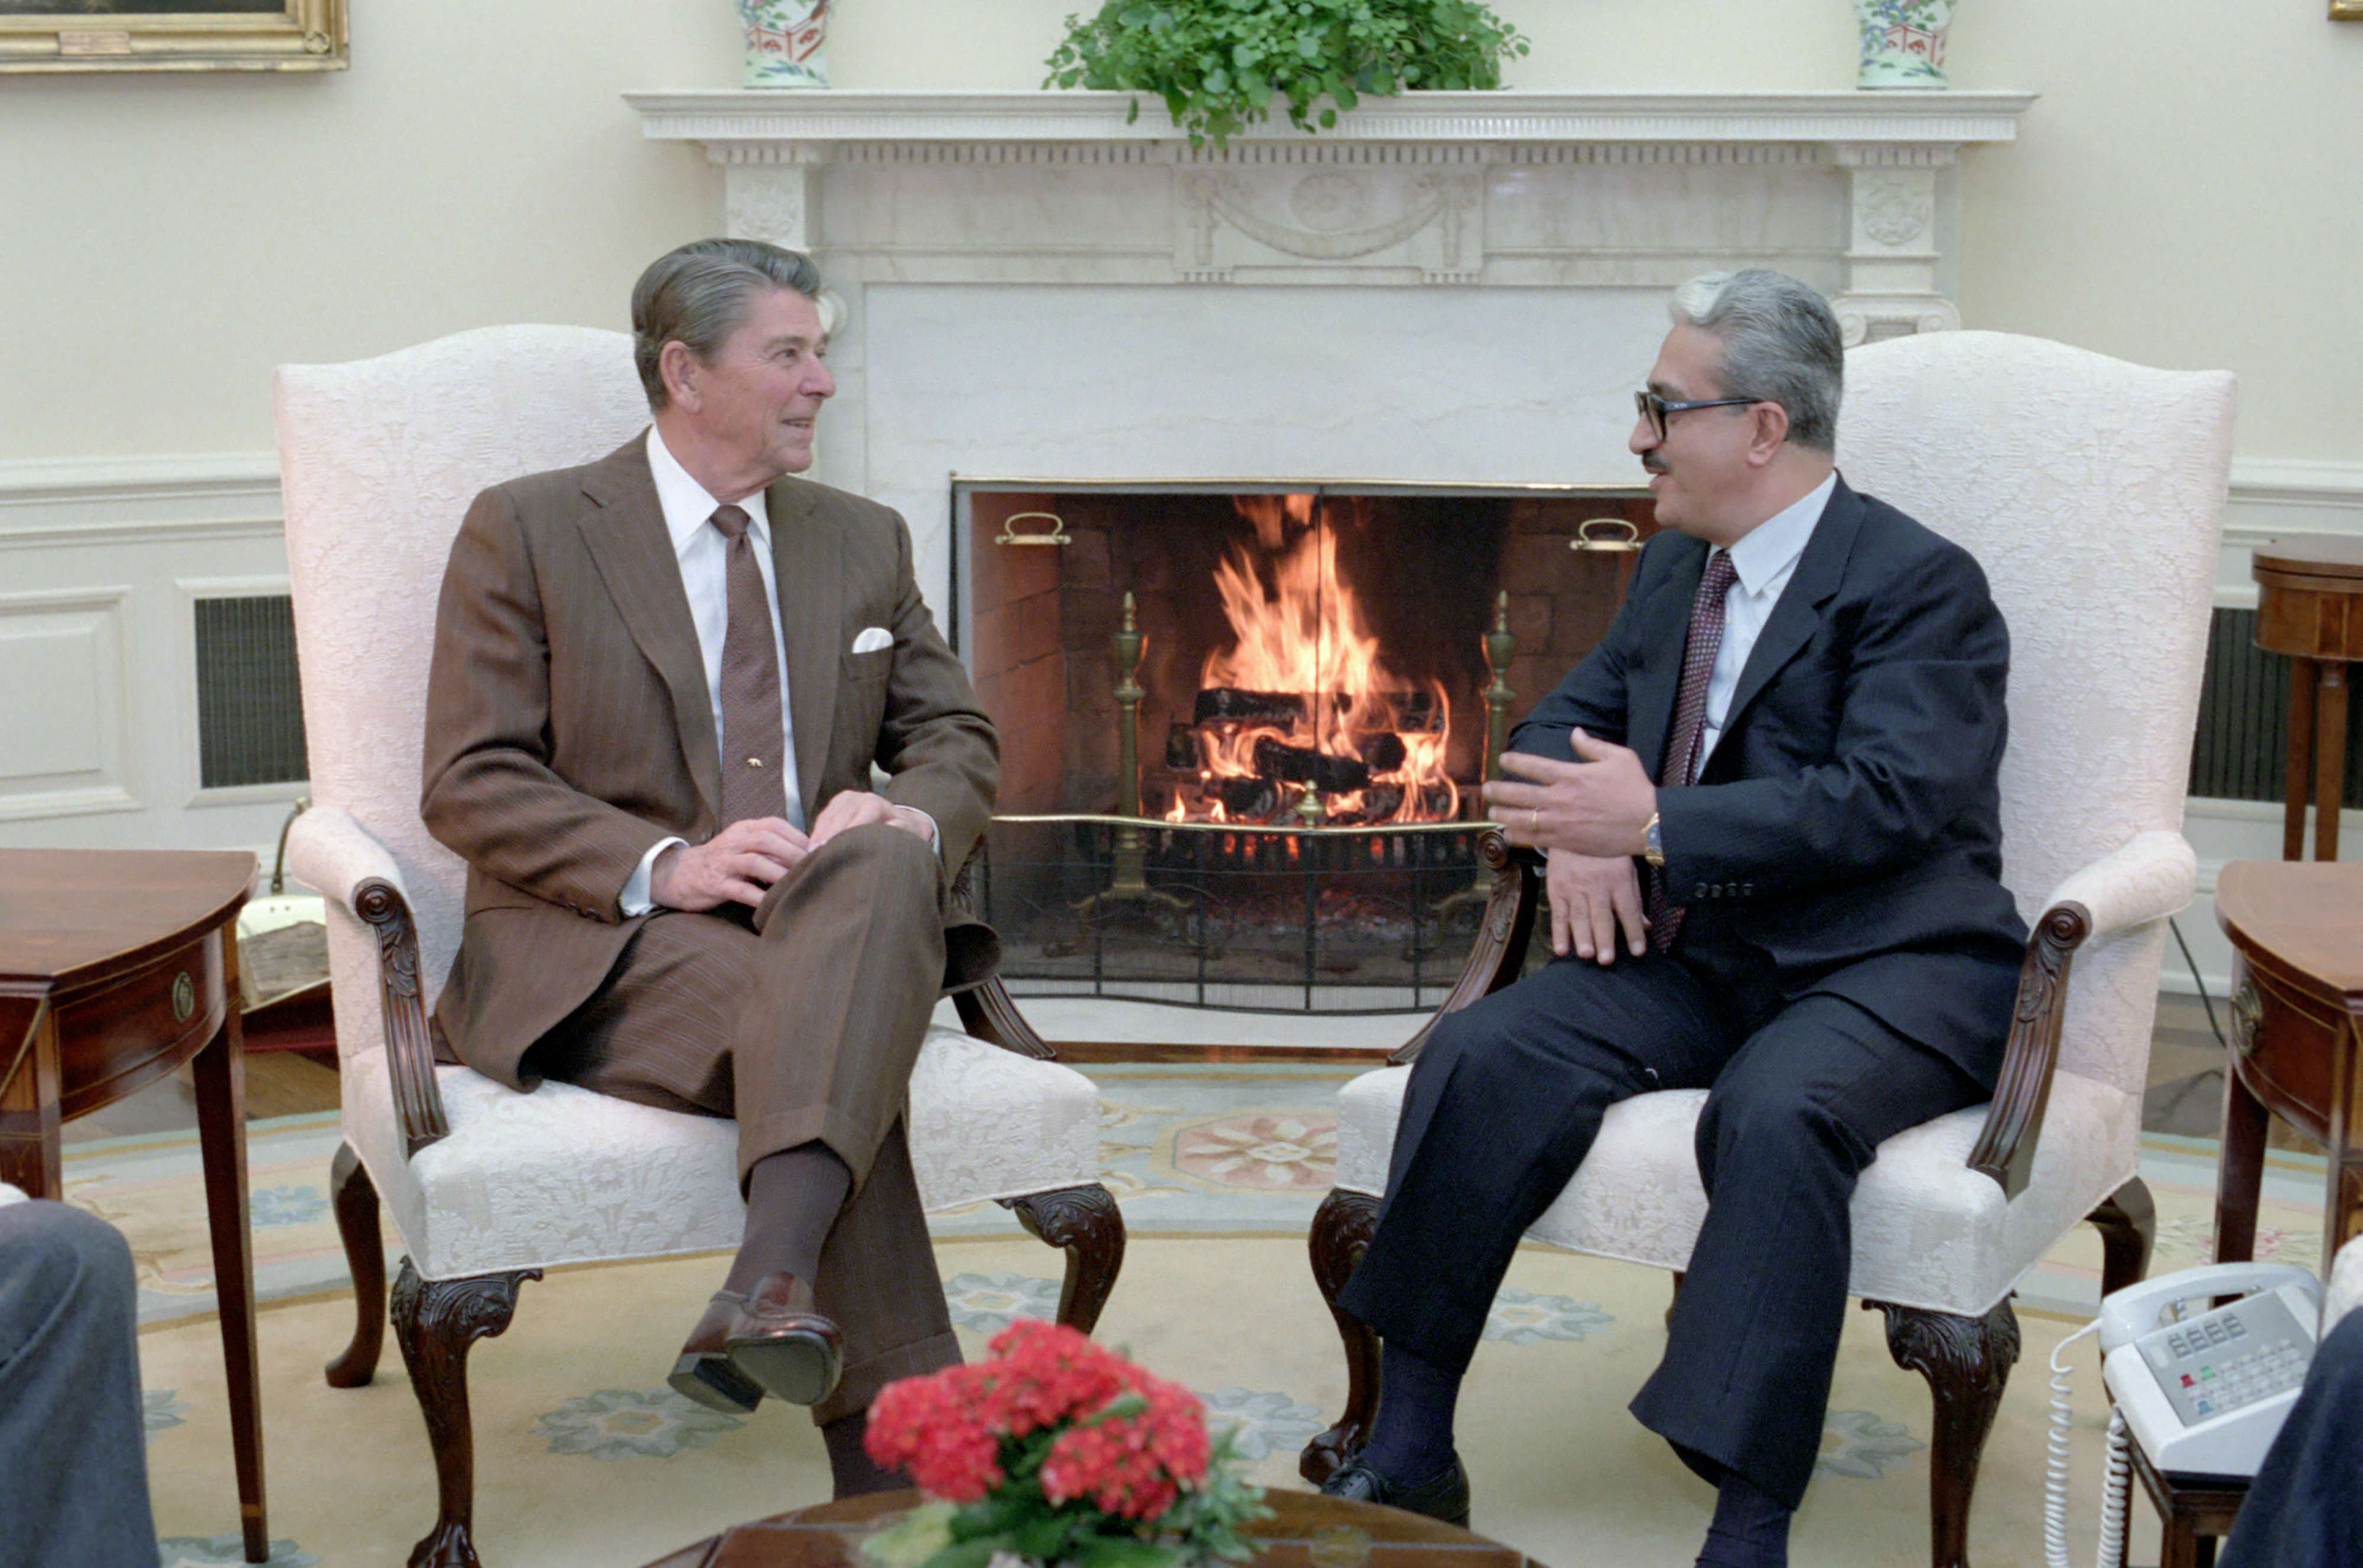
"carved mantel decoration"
626,89,2035,344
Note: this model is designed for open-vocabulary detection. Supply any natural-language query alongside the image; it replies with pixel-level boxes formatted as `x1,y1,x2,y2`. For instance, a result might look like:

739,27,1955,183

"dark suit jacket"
419,434,999,1089
1509,475,2026,1084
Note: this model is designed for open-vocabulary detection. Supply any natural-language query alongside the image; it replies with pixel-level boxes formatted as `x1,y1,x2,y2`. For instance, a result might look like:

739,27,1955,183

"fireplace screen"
955,481,1655,1013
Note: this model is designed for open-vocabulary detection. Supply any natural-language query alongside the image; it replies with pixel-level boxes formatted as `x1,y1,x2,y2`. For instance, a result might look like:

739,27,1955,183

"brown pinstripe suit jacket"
419,434,999,1090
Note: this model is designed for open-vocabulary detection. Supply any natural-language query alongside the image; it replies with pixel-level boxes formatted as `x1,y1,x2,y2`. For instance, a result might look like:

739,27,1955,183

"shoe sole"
729,1332,841,1406
669,1349,763,1414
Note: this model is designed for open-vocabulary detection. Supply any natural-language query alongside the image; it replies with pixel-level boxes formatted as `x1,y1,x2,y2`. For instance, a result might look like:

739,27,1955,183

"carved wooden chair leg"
325,1141,386,1388
1300,1186,1382,1484
1869,1296,2021,1568
390,1259,540,1568
1003,1184,1126,1335
2087,1177,2157,1297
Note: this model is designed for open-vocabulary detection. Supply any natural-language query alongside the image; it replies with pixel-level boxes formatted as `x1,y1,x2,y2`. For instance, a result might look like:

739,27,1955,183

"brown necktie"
711,504,788,827
1644,550,1739,946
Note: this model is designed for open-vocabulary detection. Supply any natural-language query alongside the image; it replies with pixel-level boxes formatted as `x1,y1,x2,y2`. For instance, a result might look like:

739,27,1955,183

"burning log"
1252,738,1370,794
1194,689,1306,726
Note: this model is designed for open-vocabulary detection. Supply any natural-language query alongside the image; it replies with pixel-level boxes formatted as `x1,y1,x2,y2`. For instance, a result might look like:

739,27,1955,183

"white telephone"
2042,1261,2323,1568
2098,1262,2321,1480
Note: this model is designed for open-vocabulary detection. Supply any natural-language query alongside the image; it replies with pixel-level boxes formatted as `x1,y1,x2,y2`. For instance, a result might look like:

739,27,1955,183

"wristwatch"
1642,812,1665,868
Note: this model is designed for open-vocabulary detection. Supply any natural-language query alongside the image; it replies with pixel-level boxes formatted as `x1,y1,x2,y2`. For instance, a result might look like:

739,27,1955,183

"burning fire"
1164,495,1457,826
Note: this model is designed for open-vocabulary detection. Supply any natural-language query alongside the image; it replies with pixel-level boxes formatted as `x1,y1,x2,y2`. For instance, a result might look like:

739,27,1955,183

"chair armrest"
946,839,1056,1061
285,807,452,1159
2327,1236,2363,1332
1967,831,2197,1199
1390,829,1540,1066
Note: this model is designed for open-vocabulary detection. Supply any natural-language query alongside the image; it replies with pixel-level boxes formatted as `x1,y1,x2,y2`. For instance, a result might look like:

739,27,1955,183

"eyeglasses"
1634,389,1758,443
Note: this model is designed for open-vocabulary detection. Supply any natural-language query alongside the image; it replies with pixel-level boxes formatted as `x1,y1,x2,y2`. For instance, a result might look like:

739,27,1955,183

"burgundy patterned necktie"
1643,549,1739,946
710,504,788,826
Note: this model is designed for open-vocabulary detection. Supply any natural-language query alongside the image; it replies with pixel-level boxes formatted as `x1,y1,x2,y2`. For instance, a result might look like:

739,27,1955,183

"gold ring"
1530,807,1541,831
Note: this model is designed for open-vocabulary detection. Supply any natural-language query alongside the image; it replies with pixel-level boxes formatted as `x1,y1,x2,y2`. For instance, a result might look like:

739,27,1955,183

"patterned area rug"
64,1064,2332,1568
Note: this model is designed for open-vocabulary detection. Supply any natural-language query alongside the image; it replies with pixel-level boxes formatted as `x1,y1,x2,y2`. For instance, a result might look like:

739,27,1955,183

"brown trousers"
532,822,959,1422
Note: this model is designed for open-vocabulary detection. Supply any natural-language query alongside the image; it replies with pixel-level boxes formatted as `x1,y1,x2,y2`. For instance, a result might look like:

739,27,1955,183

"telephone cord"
2042,1318,2131,1568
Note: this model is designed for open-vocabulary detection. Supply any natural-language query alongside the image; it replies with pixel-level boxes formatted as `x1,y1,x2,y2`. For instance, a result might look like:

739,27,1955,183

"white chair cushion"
363,1024,1101,1281
1333,1062,2137,1317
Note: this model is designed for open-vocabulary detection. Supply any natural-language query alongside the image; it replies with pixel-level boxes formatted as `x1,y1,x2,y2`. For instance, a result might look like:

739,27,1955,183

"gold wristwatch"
1642,812,1665,868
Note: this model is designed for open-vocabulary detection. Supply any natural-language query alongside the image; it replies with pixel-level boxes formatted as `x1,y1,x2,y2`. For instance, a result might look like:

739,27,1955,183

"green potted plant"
1045,0,1530,149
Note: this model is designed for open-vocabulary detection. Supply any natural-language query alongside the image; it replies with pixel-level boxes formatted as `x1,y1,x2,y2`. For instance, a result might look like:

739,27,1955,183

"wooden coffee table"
643,1488,1539,1568
0,848,266,1563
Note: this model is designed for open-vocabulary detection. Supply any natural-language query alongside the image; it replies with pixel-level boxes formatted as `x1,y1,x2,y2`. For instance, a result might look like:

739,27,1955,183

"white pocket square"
850,626,893,655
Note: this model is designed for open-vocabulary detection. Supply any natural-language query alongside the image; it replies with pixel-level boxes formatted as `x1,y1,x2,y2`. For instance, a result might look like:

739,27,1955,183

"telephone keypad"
2136,1292,2312,1428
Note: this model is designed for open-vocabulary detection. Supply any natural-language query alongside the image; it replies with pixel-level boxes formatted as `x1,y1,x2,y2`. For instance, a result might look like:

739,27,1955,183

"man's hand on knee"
1546,847,1650,964
806,790,935,851
653,818,811,911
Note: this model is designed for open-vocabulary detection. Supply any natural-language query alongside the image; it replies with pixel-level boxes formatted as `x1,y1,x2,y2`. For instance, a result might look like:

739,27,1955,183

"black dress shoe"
1319,1451,1472,1530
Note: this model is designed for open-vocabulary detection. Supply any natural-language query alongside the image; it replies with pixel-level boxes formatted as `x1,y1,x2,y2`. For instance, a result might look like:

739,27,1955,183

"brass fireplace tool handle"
995,511,1070,546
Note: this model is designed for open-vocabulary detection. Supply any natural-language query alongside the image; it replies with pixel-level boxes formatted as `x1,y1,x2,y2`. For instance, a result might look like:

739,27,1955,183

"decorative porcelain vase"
1854,0,1953,89
741,0,830,88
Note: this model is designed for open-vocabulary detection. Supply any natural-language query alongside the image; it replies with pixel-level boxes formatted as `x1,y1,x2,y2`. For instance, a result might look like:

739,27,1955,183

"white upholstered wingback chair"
1303,331,2238,1568
275,325,1121,1568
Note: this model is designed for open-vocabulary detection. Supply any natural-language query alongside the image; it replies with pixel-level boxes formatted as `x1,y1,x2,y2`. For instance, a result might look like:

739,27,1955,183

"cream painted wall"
1,1,2356,461
0,0,741,462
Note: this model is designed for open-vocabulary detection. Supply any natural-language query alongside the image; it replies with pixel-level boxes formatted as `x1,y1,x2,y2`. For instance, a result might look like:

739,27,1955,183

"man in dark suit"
1322,269,2027,1568
420,238,998,1496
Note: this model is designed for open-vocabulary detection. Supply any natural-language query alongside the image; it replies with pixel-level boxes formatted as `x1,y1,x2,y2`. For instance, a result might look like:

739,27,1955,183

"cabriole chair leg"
325,1141,385,1388
1300,1186,1382,1484
390,1260,540,1568
1870,1296,2022,1568
1004,1183,1126,1335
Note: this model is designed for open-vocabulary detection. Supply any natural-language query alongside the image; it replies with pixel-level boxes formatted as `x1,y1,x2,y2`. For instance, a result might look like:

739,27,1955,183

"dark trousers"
0,1201,157,1568
2218,1308,2363,1568
1335,931,1986,1508
532,822,959,1423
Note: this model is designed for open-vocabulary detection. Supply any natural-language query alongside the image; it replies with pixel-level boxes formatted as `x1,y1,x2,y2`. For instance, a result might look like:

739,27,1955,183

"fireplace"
623,88,2033,1011
955,480,1652,1011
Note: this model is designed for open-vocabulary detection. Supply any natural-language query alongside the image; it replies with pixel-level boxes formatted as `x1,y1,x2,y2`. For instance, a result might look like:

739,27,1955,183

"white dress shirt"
620,428,807,913
1692,471,1835,772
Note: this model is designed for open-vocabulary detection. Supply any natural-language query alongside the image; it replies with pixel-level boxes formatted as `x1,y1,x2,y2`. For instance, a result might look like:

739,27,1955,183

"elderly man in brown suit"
419,238,998,1497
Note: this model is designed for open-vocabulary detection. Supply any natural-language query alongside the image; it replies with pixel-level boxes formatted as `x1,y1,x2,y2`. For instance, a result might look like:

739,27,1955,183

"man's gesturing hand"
651,818,810,912
1482,732,1657,858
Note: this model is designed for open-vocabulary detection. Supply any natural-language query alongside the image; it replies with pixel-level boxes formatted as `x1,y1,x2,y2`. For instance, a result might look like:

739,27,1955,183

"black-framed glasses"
1634,389,1757,442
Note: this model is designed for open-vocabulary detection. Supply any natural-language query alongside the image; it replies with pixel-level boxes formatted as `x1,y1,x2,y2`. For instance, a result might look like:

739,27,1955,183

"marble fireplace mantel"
625,88,2036,341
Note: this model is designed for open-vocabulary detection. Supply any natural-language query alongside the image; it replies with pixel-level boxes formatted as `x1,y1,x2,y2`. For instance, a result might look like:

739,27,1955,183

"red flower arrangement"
862,1321,1268,1568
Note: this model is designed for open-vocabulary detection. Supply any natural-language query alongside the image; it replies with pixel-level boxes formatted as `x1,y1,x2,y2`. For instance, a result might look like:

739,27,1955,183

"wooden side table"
2211,860,2363,1274
2123,1435,2247,1568
0,848,268,1564
645,1488,1537,1568
2252,535,2363,861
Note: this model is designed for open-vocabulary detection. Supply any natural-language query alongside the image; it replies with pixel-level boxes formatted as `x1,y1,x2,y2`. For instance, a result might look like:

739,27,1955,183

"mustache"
1641,456,1669,475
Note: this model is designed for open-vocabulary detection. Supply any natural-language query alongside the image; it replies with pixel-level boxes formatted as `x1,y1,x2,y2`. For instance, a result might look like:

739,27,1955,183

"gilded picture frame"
0,0,346,73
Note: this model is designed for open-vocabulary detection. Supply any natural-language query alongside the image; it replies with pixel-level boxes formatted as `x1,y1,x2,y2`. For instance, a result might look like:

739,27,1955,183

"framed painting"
0,0,346,72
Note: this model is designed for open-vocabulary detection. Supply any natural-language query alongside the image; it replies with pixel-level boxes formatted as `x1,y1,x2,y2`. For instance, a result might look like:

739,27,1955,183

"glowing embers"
1161,495,1457,827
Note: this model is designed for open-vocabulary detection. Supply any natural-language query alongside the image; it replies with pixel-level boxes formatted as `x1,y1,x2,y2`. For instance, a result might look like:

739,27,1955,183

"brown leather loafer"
727,1271,842,1406
669,1290,766,1414
669,1271,844,1411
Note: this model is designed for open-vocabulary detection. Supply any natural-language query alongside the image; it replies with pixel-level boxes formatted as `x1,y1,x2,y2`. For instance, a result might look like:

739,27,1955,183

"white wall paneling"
0,455,297,860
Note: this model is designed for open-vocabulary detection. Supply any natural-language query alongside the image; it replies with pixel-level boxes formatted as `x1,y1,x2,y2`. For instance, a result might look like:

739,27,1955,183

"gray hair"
632,238,825,411
1667,269,1844,453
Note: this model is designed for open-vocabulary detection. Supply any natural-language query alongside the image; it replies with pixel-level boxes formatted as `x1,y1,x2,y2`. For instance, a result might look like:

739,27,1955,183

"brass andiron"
1070,592,1186,932
1482,590,1516,788
1423,596,1518,940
